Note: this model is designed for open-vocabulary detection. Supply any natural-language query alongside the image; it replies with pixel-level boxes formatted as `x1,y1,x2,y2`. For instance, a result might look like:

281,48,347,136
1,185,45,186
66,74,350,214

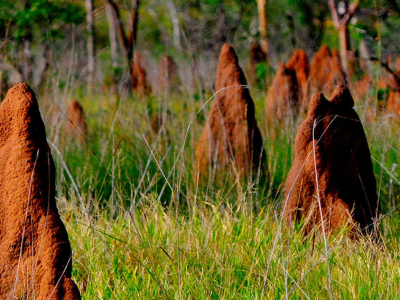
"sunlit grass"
38,78,400,299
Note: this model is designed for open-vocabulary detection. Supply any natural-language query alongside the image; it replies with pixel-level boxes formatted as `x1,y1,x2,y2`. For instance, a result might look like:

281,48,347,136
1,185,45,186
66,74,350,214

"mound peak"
0,83,81,299
195,44,266,182
284,85,379,237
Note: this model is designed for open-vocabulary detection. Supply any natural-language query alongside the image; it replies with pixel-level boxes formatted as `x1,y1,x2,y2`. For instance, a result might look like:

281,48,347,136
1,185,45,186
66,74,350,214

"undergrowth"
41,80,400,299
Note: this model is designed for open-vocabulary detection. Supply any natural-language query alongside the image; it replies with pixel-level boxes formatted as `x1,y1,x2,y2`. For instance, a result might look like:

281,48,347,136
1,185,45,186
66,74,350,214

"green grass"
39,80,400,299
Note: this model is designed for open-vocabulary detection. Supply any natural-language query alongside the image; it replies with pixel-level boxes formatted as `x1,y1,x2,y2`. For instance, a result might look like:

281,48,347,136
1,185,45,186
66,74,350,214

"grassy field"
40,79,400,299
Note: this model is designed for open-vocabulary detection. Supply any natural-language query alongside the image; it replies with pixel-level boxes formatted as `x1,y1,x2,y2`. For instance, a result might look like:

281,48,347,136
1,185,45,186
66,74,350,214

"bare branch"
341,0,360,25
328,0,340,28
105,0,129,53
127,0,139,49
370,57,400,90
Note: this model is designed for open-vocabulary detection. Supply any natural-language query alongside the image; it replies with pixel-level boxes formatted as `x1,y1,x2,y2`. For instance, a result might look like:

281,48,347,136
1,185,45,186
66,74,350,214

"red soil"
0,83,81,299
266,62,299,121
195,44,266,181
286,49,310,105
132,51,151,96
266,49,310,121
68,100,87,139
387,90,400,117
159,54,179,93
284,86,379,237
309,45,345,96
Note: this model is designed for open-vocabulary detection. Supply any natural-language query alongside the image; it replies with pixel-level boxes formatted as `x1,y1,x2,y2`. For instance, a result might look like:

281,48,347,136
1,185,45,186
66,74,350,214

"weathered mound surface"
310,45,345,96
0,83,81,299
195,44,266,180
266,62,299,120
286,49,310,105
159,54,179,93
132,51,151,96
284,85,379,236
68,100,87,139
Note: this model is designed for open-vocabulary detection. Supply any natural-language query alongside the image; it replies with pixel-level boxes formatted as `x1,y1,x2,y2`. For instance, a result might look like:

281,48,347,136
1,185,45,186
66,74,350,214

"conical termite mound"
266,62,300,121
68,100,87,140
309,45,345,96
283,85,379,237
286,49,309,105
387,90,400,117
195,44,267,183
0,83,81,299
159,54,179,94
132,51,151,96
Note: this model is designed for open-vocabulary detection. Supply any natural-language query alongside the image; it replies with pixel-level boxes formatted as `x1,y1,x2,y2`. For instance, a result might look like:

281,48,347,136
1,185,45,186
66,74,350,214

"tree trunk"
338,24,350,76
257,0,268,56
219,1,228,43
35,44,51,88
85,0,96,88
328,0,359,79
128,0,140,65
166,0,182,52
106,3,119,68
22,39,33,83
105,0,141,91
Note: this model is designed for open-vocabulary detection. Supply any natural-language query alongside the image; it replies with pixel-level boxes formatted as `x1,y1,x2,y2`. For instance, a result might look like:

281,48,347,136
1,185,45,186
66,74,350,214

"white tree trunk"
167,0,182,52
106,3,119,68
85,0,96,87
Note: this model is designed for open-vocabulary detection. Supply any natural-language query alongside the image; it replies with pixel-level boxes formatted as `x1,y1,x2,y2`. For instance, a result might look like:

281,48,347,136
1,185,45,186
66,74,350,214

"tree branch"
328,0,340,28
127,0,139,50
370,57,400,90
341,0,360,25
328,0,360,28
105,0,129,54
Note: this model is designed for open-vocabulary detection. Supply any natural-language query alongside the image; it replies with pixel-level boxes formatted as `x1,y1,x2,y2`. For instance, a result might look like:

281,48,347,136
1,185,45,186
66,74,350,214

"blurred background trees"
0,0,84,93
0,0,399,94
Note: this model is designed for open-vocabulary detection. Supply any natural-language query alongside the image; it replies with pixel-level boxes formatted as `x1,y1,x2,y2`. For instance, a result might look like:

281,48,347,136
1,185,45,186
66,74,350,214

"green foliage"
5,1,400,298
0,0,84,42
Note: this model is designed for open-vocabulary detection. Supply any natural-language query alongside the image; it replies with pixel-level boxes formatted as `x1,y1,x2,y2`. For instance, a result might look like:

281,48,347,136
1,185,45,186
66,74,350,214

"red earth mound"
396,54,400,74
286,49,310,105
266,62,299,121
387,90,400,117
68,100,87,139
353,74,371,101
195,44,266,181
159,54,179,94
309,45,345,96
0,83,81,299
283,85,379,237
150,113,164,134
132,51,151,96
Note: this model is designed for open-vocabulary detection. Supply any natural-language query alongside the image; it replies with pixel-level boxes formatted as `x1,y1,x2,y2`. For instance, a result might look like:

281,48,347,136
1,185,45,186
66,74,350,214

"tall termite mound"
283,85,379,237
195,44,266,181
0,83,81,299
68,100,87,140
266,49,309,121
159,54,179,94
286,49,310,105
266,62,299,120
132,51,151,96
387,90,400,117
309,45,345,96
